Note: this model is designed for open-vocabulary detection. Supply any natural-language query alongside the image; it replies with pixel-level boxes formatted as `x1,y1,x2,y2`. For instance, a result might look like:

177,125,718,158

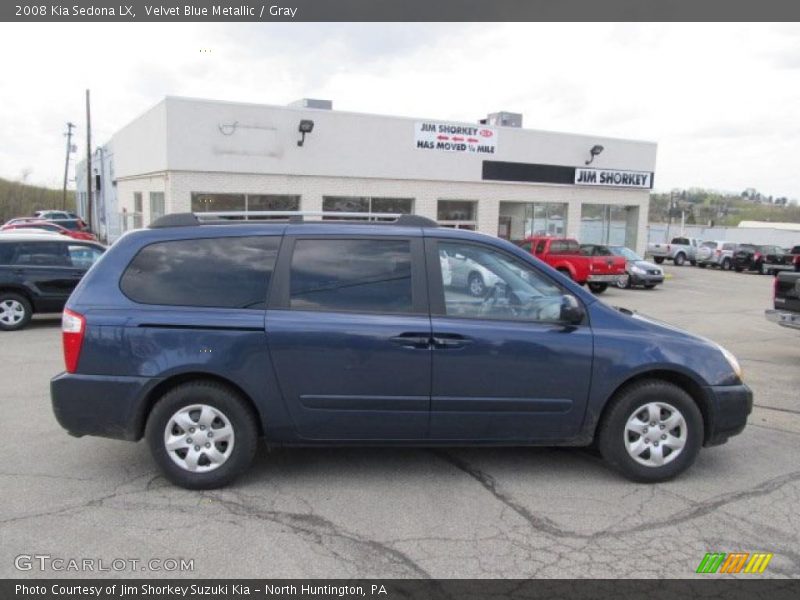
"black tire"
697,263,707,268
597,380,703,483
587,282,608,294
690,260,697,266
615,276,631,289
653,257,665,264
721,258,732,271
0,292,33,331
673,253,686,266
734,267,743,273
145,380,259,490
467,272,486,297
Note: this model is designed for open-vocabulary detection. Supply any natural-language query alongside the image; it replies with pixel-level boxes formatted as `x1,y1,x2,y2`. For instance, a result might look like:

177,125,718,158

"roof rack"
149,211,438,229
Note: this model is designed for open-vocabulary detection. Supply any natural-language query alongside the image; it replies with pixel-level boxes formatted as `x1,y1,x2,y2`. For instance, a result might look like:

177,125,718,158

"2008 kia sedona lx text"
51,213,751,489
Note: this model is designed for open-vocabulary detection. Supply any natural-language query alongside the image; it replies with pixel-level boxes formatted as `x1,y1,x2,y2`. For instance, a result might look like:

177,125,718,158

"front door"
426,238,594,441
267,235,431,440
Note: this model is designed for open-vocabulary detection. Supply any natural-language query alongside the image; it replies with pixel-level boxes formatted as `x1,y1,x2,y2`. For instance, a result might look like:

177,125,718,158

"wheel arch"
136,372,264,440
0,285,35,310
593,369,712,444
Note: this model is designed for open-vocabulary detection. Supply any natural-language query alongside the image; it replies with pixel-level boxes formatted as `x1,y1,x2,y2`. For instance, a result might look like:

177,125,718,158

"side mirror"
560,294,585,325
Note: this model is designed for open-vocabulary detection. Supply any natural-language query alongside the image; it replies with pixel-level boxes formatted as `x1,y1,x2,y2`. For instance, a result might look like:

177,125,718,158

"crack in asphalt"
434,450,800,542
201,490,434,579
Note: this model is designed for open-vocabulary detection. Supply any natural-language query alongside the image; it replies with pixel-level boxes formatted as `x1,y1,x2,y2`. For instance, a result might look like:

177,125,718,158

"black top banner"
4,0,800,22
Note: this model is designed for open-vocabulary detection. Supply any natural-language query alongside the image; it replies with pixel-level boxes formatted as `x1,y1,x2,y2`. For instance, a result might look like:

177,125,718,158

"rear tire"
597,380,703,482
673,253,686,266
587,282,608,294
653,257,665,264
146,381,259,490
467,272,486,297
721,258,732,271
0,292,33,331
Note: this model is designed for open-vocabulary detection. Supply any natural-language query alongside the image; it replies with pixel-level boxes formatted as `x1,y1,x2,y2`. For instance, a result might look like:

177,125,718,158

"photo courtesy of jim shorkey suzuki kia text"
31,5,301,18
15,584,388,596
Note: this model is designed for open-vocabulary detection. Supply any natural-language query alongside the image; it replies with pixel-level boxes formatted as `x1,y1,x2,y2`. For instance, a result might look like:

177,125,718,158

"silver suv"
696,241,737,270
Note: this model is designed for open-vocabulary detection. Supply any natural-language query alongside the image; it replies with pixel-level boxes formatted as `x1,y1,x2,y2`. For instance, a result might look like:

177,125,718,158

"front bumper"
587,273,625,283
629,272,664,285
765,309,800,330
703,383,753,446
51,372,156,441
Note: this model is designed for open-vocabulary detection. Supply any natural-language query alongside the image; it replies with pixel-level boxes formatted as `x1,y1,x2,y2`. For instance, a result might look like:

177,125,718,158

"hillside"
649,188,800,226
0,177,76,223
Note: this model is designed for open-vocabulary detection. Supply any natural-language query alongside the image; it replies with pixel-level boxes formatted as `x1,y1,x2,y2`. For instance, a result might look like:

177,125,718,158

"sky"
0,22,798,198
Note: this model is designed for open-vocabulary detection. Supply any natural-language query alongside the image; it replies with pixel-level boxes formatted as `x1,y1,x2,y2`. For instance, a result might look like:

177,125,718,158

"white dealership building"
77,96,657,252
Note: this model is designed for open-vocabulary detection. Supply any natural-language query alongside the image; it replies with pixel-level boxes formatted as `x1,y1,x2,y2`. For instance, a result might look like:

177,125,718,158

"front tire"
597,380,703,482
146,381,259,489
0,292,32,331
587,282,608,294
673,253,686,266
467,272,486,297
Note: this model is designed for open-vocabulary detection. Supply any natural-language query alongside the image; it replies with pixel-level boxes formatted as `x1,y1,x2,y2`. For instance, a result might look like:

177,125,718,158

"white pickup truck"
646,236,703,266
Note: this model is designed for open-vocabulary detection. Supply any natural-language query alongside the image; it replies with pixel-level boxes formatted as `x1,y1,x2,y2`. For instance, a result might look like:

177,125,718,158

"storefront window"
191,193,300,219
580,204,639,249
437,200,477,230
322,196,413,220
497,202,568,241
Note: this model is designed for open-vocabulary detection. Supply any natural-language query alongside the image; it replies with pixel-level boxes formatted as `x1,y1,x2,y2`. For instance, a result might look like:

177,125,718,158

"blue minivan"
51,214,751,489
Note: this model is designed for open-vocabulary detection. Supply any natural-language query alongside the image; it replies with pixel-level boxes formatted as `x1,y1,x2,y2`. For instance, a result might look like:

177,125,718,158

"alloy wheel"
0,299,25,326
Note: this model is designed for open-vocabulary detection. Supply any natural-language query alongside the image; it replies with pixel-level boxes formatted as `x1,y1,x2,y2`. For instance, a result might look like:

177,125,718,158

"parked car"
518,237,626,294
0,233,105,331
696,241,737,270
582,244,664,289
50,213,751,489
764,271,800,331
34,210,79,220
440,246,501,296
646,236,702,266
733,244,792,275
1,220,97,241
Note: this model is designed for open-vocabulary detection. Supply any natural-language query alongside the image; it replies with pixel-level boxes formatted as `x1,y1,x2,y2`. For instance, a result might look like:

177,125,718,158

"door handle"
432,334,472,349
389,333,432,349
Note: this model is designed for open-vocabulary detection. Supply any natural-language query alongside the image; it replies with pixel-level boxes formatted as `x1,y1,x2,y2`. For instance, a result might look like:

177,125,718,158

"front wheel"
146,381,259,489
653,257,665,264
615,276,631,289
587,282,608,294
673,253,686,266
597,380,703,482
467,272,486,297
0,292,33,331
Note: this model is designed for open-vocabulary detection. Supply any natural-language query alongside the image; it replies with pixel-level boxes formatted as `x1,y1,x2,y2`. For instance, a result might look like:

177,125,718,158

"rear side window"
121,236,279,309
289,239,412,314
13,242,71,266
0,243,16,264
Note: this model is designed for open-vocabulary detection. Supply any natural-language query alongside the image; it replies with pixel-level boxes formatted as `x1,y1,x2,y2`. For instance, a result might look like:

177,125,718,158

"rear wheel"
587,282,608,294
598,380,703,482
721,258,732,271
0,292,32,331
653,257,664,264
673,253,686,266
146,381,259,489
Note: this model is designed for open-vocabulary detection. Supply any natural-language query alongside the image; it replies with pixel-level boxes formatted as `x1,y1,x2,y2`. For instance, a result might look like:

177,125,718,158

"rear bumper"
703,383,753,446
765,309,800,330
51,372,155,441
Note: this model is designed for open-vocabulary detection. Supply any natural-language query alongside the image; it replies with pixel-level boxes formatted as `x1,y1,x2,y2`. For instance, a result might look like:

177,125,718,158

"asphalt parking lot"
1,265,798,579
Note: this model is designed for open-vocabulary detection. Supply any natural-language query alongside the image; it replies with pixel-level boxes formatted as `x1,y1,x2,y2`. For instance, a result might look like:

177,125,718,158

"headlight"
631,265,645,274
717,343,743,380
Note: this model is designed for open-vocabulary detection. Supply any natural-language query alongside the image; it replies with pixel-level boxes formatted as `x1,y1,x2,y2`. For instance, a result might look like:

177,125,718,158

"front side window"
13,242,71,267
436,241,564,323
121,236,279,309
289,239,412,314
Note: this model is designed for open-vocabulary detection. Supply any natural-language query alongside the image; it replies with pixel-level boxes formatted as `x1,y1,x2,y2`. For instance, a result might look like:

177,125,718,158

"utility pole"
62,122,75,210
85,89,93,230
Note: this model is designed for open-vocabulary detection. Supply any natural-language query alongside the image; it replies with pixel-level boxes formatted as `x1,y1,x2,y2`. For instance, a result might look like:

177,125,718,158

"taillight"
754,253,762,261
62,309,86,374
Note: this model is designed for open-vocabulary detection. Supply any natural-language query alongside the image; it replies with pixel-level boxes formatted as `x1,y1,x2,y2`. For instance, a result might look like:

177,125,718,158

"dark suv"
51,214,752,488
0,233,105,330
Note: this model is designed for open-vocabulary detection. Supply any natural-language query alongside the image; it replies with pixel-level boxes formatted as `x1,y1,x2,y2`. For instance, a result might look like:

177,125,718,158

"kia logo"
479,129,493,138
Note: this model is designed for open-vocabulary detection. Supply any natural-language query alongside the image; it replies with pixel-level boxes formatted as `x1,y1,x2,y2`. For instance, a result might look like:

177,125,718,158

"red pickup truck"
518,237,627,294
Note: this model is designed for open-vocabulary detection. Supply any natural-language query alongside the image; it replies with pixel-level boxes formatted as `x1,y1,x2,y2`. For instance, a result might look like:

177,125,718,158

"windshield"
609,246,641,261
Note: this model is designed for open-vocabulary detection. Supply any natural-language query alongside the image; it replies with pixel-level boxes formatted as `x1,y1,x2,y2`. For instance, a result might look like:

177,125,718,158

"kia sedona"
51,213,752,489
